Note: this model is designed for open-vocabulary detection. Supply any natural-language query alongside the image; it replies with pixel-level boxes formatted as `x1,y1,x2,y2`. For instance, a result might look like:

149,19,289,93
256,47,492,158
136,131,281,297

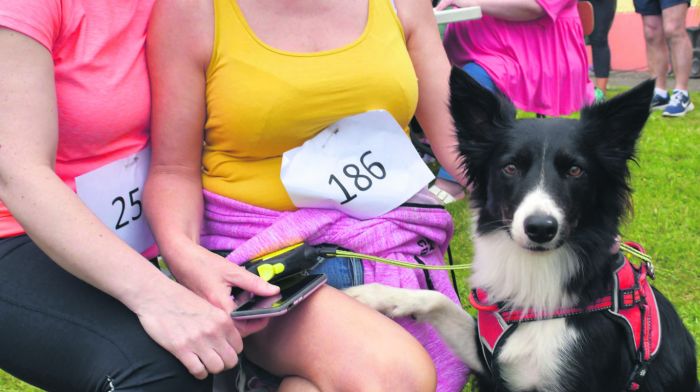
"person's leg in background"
661,0,694,116
430,62,496,203
589,0,617,98
640,12,672,108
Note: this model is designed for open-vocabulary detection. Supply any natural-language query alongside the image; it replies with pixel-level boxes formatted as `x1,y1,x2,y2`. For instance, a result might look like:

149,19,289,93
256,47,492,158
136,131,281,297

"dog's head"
450,67,654,252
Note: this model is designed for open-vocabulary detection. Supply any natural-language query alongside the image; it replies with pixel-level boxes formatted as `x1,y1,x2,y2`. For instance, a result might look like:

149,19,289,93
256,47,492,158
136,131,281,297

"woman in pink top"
438,0,594,116
0,1,277,390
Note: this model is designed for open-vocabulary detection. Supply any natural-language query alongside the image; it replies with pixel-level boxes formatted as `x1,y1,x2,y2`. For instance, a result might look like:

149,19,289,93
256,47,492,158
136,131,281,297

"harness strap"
469,285,640,324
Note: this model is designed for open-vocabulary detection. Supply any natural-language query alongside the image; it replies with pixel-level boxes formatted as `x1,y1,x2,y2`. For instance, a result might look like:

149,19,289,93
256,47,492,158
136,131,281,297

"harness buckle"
645,260,655,280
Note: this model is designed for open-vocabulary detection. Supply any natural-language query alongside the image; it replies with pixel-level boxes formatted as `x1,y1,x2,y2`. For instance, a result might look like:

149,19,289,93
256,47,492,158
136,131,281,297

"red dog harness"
469,242,661,391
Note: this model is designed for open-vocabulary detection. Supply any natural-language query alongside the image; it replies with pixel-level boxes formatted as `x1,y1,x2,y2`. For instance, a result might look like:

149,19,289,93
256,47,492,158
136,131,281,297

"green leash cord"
619,242,652,263
241,243,470,282
242,242,651,282
319,248,471,271
329,242,652,272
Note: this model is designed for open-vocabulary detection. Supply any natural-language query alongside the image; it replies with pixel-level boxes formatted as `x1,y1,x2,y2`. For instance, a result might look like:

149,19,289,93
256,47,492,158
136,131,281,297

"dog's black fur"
450,67,699,392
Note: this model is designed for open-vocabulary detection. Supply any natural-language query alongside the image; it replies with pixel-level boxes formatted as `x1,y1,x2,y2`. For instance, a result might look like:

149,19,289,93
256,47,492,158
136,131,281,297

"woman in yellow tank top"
145,0,467,390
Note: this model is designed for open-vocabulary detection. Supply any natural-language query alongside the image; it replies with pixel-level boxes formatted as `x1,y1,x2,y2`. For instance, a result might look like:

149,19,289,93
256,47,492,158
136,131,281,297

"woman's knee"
319,293,438,391
344,339,437,392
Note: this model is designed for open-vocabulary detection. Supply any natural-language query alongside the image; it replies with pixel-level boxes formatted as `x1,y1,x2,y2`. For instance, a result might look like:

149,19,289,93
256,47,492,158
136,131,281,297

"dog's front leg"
344,284,484,373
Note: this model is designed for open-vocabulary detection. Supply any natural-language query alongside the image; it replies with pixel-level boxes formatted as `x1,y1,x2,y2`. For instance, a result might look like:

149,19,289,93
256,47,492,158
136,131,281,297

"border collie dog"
346,68,698,392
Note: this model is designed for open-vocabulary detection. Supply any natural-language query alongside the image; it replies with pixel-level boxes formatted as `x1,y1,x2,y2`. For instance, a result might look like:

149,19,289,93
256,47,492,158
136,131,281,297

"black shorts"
633,0,690,15
0,235,211,392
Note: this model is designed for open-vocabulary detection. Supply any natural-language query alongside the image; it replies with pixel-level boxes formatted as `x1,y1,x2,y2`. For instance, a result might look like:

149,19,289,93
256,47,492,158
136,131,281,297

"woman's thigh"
244,285,436,392
0,235,211,392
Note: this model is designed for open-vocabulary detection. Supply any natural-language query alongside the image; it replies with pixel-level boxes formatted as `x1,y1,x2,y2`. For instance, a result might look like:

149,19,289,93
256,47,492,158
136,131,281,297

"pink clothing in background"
443,0,594,116
201,189,470,392
0,0,155,238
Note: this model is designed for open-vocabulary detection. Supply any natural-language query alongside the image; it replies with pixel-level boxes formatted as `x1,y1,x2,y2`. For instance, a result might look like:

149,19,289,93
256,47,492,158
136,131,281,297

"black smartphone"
230,273,327,320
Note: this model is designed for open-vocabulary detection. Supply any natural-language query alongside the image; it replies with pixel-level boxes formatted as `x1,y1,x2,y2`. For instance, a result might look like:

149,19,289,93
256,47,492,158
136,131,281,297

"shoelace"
669,90,686,106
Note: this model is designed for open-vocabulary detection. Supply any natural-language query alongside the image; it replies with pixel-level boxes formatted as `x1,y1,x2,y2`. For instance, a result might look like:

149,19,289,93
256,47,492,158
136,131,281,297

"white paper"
75,147,155,252
281,111,435,219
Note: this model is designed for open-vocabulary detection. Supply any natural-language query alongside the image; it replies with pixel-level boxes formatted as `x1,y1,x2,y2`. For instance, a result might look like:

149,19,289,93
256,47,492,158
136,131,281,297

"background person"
635,0,694,116
144,0,470,390
439,0,594,115
0,1,278,390
429,0,594,202
589,0,618,100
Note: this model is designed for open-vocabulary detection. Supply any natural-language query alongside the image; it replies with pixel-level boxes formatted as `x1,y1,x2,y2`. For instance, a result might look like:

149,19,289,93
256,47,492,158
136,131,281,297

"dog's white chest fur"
497,319,580,392
470,231,579,311
471,230,581,391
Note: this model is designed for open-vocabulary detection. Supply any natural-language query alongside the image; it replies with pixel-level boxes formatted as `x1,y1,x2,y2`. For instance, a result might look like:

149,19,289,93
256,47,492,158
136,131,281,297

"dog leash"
620,242,655,279
238,242,650,282
238,242,470,282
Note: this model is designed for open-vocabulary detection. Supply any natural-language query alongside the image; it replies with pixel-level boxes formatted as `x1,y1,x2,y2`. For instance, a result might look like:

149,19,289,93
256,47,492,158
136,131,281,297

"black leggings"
589,0,617,78
0,235,212,392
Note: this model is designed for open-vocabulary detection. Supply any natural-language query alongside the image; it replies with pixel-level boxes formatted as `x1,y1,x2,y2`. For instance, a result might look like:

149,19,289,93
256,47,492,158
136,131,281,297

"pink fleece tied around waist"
201,190,469,391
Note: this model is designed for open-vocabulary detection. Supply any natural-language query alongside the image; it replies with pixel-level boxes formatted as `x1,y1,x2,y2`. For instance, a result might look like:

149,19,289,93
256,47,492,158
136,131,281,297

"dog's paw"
344,284,442,321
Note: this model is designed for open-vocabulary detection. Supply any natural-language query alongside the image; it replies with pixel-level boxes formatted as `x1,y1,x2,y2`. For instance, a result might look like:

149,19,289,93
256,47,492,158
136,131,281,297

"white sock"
654,88,668,98
673,89,689,97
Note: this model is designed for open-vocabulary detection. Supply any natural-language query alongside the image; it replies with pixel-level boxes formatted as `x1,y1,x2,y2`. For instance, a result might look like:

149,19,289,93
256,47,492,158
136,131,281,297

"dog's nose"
524,214,558,243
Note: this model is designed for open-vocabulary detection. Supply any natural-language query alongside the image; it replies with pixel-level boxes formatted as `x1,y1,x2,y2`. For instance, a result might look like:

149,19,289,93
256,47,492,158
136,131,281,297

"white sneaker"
662,90,694,117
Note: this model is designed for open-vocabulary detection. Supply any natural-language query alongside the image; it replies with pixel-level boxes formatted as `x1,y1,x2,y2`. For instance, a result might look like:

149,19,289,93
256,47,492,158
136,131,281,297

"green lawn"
2,87,699,390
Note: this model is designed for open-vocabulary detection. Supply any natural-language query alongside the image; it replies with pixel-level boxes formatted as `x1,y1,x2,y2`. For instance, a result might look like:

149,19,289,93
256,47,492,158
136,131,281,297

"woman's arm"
394,0,467,185
144,0,277,320
0,28,247,380
435,0,545,22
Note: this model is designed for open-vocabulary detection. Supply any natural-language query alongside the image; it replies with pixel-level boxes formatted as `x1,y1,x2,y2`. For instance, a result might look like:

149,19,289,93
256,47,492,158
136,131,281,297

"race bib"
281,111,435,219
75,147,155,253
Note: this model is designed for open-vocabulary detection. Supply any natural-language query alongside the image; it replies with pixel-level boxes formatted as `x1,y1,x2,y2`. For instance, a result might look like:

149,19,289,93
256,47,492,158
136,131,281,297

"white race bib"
75,147,155,253
281,111,435,219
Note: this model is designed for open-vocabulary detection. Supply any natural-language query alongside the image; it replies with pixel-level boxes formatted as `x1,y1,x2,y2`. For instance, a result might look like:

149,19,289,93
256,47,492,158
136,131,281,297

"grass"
2,87,699,390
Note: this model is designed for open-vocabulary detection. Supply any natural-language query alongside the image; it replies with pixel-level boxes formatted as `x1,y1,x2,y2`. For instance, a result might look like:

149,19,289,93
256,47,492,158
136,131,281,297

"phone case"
230,274,327,319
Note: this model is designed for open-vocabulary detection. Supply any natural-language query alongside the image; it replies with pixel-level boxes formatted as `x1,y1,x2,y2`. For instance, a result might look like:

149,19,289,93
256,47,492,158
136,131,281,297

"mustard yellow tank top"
204,0,419,210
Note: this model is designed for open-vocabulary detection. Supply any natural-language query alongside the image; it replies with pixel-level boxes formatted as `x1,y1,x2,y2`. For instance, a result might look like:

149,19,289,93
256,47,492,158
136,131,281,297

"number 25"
112,188,143,230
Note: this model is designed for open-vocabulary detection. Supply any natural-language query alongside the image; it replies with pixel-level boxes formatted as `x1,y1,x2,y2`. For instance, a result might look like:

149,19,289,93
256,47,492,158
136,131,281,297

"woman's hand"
135,279,250,379
434,0,477,11
166,244,279,335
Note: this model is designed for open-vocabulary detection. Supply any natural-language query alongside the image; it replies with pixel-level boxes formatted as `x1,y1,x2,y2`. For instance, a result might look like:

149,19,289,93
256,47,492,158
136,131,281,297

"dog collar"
470,242,661,391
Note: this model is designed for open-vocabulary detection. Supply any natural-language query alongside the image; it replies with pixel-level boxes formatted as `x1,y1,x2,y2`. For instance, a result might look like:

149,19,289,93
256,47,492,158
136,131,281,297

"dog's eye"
502,164,518,176
567,166,584,177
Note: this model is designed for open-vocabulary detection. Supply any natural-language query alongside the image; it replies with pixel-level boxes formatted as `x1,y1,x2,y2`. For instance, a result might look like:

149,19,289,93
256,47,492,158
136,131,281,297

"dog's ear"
449,66,515,186
580,79,654,166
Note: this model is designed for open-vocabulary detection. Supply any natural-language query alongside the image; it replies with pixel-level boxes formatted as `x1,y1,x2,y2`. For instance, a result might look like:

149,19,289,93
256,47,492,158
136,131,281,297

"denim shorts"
633,0,690,15
308,256,364,289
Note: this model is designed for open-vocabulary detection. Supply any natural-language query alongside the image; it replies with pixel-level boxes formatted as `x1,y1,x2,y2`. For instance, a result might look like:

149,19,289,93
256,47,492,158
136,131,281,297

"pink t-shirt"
443,0,594,116
0,0,155,238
